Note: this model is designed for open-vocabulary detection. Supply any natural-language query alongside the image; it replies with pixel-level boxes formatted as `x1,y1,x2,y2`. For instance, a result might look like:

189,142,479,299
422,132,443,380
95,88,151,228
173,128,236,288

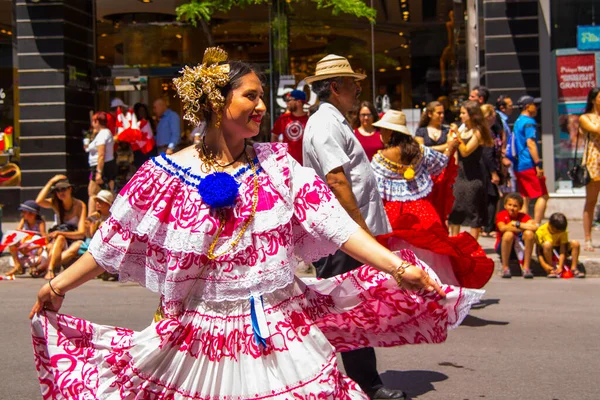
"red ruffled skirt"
378,197,493,289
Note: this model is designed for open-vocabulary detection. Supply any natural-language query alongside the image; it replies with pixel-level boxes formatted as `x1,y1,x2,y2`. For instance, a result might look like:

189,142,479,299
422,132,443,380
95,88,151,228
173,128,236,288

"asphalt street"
1,276,599,400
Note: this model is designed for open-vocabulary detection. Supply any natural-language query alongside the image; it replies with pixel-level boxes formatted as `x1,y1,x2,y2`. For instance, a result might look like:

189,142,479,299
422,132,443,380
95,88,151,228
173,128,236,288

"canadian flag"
131,119,156,154
115,108,143,144
115,108,155,153
0,230,46,252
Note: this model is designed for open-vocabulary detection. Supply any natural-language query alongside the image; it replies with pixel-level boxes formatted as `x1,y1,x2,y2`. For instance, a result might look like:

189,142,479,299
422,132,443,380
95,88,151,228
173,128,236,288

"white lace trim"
292,204,359,262
448,288,485,329
89,233,298,304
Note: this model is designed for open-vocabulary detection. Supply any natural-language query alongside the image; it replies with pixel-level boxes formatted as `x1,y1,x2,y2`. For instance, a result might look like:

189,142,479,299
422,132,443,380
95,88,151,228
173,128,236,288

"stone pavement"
2,219,600,276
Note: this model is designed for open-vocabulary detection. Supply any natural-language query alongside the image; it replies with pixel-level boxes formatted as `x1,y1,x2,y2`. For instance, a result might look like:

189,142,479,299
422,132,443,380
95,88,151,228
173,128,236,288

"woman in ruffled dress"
30,48,483,400
371,110,493,289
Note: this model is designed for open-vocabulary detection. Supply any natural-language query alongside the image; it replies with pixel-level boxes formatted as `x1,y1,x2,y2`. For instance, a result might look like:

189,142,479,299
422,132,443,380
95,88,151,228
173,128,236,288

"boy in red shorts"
496,193,539,278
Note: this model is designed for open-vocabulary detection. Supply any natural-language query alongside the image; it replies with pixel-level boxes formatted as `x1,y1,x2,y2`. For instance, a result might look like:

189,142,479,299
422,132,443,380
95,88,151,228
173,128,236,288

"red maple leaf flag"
0,230,29,252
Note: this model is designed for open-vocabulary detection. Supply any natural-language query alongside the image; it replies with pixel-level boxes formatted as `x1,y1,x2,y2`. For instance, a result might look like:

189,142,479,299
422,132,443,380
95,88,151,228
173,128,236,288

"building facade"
1,0,599,219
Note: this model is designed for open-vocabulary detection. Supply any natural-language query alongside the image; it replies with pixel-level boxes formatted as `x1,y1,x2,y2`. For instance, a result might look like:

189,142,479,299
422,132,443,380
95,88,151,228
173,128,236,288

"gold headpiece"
173,47,231,127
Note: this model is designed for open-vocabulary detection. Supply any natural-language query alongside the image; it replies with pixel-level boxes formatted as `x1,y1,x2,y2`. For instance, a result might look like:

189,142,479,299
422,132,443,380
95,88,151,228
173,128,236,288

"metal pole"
538,0,555,192
466,0,479,88
370,0,376,102
268,3,275,130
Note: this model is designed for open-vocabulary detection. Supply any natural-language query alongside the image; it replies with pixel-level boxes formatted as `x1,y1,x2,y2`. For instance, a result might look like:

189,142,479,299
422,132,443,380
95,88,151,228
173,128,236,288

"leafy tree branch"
176,0,376,27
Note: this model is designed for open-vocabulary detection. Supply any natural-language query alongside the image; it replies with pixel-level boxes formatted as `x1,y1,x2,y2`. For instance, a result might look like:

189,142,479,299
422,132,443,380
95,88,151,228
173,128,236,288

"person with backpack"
512,96,548,224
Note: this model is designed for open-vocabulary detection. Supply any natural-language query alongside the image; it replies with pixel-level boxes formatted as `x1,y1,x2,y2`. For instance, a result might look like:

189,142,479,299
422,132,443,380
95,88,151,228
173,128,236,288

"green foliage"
176,0,376,26
311,0,376,21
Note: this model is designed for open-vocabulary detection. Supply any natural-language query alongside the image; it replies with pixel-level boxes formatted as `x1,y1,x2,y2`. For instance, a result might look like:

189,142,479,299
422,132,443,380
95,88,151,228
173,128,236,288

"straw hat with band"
304,54,367,84
95,190,115,206
373,110,419,180
372,110,412,137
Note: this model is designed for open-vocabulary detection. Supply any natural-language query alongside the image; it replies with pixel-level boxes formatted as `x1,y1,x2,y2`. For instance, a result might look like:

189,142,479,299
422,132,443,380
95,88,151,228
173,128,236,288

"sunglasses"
54,187,70,193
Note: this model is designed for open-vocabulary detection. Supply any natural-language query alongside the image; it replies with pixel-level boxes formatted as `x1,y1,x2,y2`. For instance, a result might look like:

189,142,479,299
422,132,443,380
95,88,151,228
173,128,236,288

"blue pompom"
198,172,240,209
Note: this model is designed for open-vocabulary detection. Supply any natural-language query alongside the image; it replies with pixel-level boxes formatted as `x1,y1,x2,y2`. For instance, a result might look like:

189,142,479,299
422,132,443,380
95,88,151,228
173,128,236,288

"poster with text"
556,54,597,102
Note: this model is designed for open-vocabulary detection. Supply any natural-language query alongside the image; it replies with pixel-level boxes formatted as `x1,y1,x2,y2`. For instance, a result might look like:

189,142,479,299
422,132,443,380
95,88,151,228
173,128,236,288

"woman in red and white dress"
29,49,483,399
372,110,494,289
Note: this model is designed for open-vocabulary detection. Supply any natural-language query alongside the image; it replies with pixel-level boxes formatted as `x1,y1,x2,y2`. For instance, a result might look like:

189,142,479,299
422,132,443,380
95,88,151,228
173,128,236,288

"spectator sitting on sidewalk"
495,193,538,279
89,190,118,282
535,213,583,278
6,200,48,277
35,175,87,280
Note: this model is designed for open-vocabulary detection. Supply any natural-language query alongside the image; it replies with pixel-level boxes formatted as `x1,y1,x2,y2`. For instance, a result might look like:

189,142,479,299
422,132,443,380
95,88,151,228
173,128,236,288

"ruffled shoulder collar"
254,142,293,205
371,148,435,202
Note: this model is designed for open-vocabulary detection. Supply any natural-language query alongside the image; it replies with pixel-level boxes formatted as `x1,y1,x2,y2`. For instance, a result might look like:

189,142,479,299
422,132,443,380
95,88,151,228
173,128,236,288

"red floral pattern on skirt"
31,251,483,399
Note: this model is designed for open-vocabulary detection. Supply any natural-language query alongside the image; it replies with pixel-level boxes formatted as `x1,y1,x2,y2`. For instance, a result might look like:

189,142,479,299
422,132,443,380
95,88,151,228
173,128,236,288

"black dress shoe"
370,386,408,399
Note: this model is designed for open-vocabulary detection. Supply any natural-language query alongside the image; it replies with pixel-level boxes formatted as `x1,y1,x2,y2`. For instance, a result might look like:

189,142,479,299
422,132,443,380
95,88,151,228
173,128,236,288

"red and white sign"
556,54,597,102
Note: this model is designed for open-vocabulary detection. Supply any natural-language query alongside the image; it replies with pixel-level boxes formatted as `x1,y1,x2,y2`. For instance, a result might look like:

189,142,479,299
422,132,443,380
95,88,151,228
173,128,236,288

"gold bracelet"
391,261,411,287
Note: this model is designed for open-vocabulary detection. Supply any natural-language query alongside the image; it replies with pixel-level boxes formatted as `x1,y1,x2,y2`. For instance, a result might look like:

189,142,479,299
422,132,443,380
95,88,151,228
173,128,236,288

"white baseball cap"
110,98,127,108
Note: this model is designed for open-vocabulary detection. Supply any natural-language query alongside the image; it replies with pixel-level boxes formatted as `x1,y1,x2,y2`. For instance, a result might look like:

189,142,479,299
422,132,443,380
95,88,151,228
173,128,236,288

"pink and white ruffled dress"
31,143,483,399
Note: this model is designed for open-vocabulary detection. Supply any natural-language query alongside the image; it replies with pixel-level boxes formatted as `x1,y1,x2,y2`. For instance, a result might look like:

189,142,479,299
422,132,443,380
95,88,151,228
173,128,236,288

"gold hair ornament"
173,47,231,128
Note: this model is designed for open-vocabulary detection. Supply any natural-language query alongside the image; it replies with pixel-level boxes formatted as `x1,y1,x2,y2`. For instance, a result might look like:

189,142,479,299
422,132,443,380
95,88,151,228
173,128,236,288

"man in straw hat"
302,55,404,400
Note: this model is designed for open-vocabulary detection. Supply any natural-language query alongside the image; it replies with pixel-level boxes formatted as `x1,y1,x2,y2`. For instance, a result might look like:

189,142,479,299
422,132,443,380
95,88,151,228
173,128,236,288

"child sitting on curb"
535,213,583,278
496,193,538,279
6,200,47,277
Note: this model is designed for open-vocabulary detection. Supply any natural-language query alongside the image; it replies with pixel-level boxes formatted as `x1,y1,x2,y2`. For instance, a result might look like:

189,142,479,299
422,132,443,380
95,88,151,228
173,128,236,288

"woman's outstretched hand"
397,265,446,298
29,283,64,319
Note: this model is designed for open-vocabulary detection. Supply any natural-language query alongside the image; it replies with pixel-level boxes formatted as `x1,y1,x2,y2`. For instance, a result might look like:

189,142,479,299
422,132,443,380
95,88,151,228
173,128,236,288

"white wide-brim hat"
96,190,115,206
304,54,367,84
372,110,412,136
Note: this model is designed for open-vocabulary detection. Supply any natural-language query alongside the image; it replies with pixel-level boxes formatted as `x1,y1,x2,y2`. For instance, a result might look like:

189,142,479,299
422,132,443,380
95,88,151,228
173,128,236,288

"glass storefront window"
93,0,468,141
551,1,600,192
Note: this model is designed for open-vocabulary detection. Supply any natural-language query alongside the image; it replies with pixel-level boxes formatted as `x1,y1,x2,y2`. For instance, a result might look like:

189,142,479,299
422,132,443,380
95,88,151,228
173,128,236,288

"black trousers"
484,193,499,234
313,250,384,395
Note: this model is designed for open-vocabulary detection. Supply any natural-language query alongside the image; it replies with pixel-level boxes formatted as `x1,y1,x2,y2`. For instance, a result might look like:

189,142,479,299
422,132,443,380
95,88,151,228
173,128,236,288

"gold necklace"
198,139,247,173
207,154,259,260
375,147,423,180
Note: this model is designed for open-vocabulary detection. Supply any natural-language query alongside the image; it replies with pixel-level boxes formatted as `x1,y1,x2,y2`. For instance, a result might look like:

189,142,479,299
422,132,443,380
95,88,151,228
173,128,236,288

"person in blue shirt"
153,98,181,155
512,95,548,224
